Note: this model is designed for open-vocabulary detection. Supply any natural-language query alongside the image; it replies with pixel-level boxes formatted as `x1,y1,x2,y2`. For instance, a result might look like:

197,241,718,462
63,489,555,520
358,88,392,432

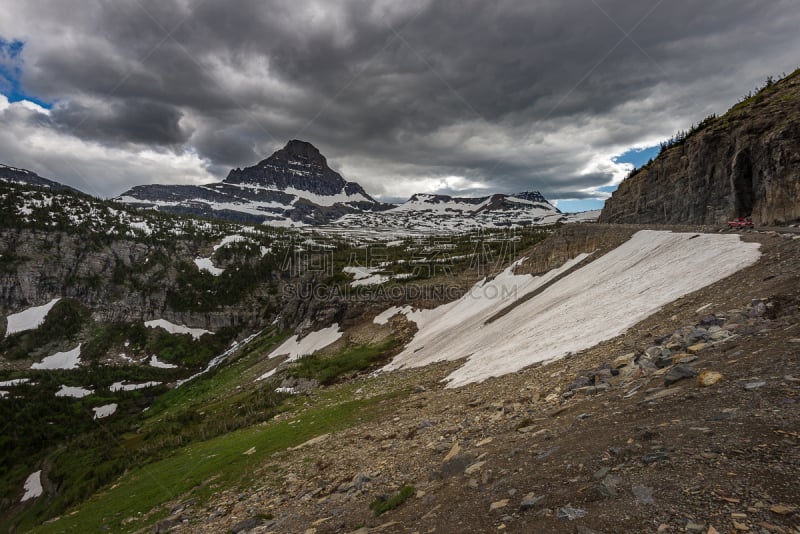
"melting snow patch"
256,324,342,381
275,387,298,394
5,298,60,337
0,391,8,398
213,234,248,251
93,403,118,419
0,378,31,387
145,319,212,340
129,220,152,235
55,385,93,398
149,355,178,369
384,231,761,388
284,187,369,207
194,257,224,276
343,266,389,287
31,345,82,370
110,381,161,392
21,471,43,502
373,305,415,325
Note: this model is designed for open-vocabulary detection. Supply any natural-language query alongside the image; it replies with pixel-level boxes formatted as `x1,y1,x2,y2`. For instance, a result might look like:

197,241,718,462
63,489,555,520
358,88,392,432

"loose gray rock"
231,517,260,534
592,467,610,480
352,472,371,491
642,452,669,464
664,364,698,386
536,447,559,460
432,454,473,480
557,506,587,520
519,493,545,510
631,484,655,504
685,521,706,532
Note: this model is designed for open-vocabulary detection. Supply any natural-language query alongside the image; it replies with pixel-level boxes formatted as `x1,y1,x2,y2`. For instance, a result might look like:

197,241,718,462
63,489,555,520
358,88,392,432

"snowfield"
110,381,161,392
0,378,31,387
194,256,225,276
343,266,390,287
145,319,212,340
4,298,60,337
31,345,82,370
383,231,761,388
149,355,178,369
93,403,118,419
373,305,415,325
256,324,342,381
21,470,43,502
55,385,93,398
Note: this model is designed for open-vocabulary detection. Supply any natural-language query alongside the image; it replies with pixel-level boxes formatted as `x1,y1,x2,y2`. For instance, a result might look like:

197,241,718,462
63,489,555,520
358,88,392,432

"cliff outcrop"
600,69,800,226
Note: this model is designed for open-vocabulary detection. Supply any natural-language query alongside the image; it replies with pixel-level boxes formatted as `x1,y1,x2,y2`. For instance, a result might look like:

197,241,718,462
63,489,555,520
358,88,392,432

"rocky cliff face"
0,228,271,331
600,69,800,226
119,140,391,225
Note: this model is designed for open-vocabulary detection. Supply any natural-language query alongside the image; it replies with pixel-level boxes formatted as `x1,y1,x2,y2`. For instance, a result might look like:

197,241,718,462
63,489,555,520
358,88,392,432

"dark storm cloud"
50,98,190,146
1,0,799,198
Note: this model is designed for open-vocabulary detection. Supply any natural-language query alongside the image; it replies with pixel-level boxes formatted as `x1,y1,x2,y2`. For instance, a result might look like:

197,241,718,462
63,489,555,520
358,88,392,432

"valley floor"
144,229,800,534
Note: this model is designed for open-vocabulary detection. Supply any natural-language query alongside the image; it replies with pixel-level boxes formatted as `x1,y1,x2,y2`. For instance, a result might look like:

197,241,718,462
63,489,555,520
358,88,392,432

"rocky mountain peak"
272,139,327,166
223,139,352,196
509,191,549,204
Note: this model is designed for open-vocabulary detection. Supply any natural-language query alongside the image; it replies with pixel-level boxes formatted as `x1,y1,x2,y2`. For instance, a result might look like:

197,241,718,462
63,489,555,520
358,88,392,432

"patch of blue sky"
612,145,659,169
0,37,52,108
555,198,605,213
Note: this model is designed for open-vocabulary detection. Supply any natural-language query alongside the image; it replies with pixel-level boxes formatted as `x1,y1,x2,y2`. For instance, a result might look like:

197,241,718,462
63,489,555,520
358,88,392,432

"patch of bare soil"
167,230,800,534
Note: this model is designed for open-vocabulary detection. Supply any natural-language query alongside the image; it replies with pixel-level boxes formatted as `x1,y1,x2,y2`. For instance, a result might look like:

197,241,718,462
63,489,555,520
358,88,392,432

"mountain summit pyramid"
119,140,386,225
224,139,376,200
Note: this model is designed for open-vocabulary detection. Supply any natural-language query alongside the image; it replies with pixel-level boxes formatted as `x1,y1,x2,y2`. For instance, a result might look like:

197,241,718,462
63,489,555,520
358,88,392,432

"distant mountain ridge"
325,189,589,235
2,140,597,230
397,191,557,215
118,140,584,229
0,164,80,193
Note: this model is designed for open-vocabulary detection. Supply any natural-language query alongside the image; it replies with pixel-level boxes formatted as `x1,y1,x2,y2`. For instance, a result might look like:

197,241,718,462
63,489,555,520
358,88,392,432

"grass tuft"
369,485,416,516
288,338,396,385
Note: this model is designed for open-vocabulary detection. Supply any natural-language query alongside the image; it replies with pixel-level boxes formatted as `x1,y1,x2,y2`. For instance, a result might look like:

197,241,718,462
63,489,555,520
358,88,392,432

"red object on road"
727,217,754,229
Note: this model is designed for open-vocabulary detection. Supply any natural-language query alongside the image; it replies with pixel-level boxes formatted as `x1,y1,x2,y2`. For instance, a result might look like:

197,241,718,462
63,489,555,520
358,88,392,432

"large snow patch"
383,231,761,388
256,324,342,381
145,319,211,340
21,470,43,501
5,298,60,337
55,385,93,398
31,345,82,370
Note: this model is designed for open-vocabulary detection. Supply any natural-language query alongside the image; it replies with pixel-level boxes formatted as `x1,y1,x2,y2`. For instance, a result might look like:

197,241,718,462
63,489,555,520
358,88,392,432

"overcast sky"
1,1,799,209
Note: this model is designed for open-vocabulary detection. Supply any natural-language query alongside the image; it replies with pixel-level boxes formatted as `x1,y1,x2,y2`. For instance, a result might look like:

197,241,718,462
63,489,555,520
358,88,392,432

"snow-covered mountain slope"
325,191,597,236
381,230,761,387
118,140,391,226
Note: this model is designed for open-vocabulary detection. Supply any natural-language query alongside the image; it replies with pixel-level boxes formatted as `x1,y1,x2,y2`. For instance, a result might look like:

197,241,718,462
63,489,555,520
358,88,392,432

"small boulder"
612,353,636,368
697,371,723,387
664,364,698,386
686,343,709,354
490,499,509,511
519,493,544,510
